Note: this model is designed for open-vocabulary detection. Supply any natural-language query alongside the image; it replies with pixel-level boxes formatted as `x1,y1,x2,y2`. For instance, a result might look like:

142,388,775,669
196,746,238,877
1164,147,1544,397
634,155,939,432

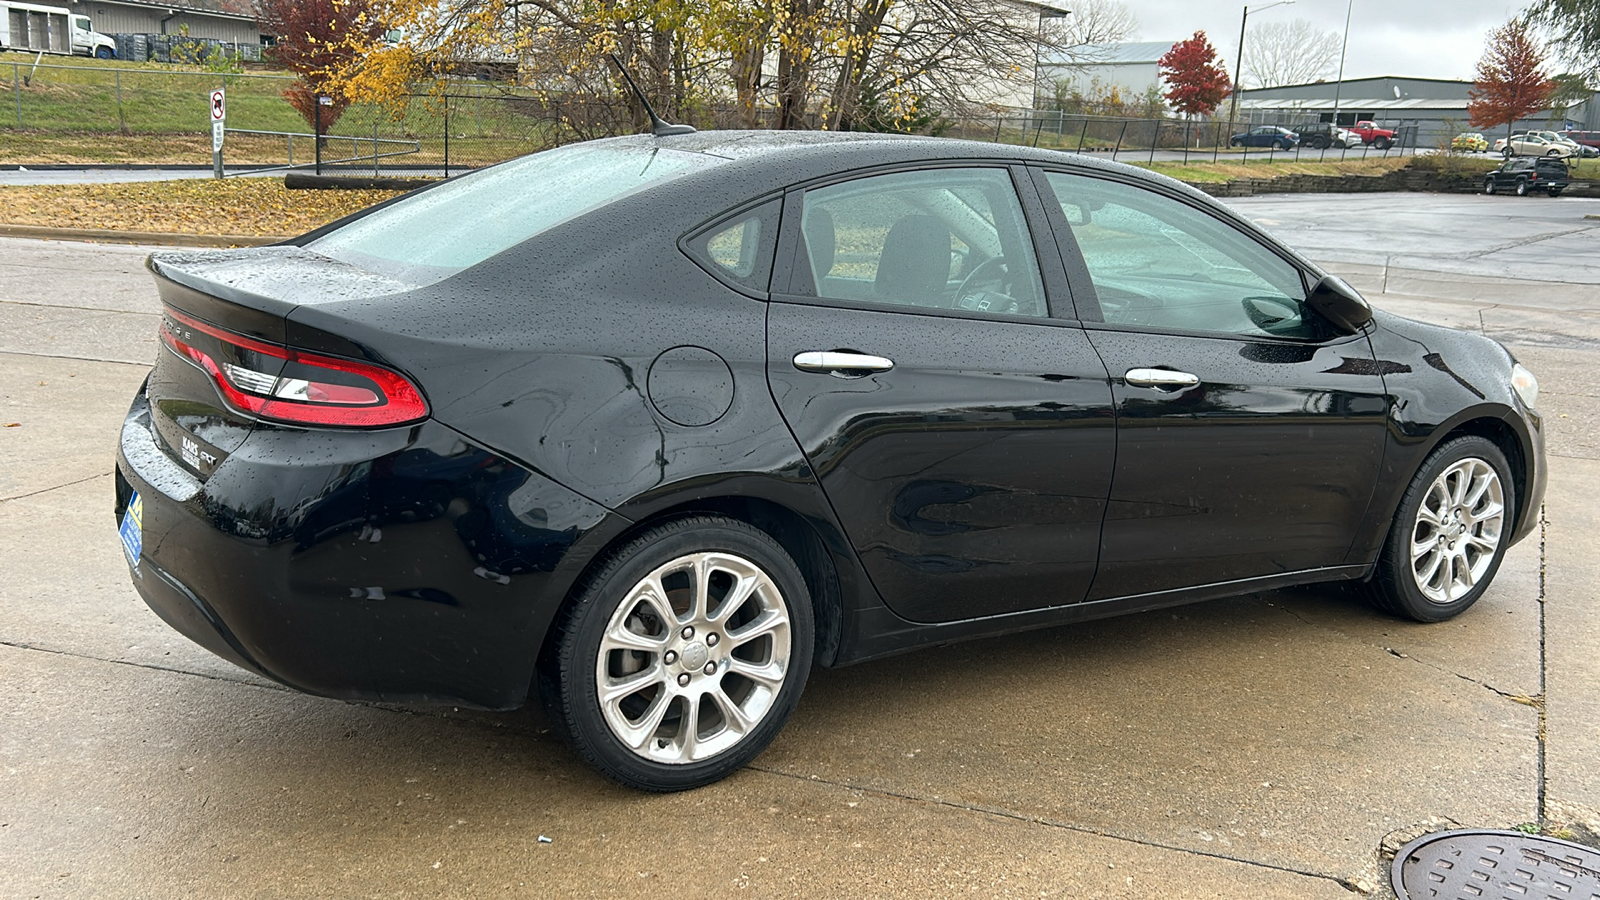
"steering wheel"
1242,295,1305,335
953,255,1010,306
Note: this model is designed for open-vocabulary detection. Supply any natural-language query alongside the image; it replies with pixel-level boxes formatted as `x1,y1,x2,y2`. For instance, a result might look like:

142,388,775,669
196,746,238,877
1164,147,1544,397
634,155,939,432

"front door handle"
793,351,895,377
1124,367,1200,390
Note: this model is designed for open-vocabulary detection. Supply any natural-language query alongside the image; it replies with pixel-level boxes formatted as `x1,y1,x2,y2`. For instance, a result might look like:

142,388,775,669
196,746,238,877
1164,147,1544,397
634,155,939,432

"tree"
355,0,1090,140
260,0,389,134
1240,19,1340,89
1158,31,1231,118
1056,0,1138,51
1467,19,1556,141
1525,0,1600,80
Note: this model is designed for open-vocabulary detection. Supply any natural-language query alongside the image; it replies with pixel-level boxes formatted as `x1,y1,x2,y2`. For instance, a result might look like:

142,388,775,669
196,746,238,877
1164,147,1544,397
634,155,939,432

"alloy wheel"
595,551,792,764
1408,458,1505,605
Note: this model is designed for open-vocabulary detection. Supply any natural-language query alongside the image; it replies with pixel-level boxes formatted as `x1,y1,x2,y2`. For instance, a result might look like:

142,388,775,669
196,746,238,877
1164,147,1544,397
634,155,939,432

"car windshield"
309,143,720,285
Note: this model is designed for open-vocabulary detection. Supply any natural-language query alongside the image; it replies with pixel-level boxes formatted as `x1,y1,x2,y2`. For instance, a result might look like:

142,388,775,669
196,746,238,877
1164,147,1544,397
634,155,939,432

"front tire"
1368,436,1515,622
1374,138,1393,150
1484,178,1497,194
542,516,814,791
95,46,112,59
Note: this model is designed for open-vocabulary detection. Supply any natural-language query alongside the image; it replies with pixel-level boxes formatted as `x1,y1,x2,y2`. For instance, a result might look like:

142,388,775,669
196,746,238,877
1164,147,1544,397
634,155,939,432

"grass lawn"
1135,157,1412,183
0,179,403,237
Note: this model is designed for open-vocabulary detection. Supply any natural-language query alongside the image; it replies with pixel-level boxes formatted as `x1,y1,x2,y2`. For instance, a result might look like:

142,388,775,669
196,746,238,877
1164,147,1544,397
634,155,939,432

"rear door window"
791,167,1049,319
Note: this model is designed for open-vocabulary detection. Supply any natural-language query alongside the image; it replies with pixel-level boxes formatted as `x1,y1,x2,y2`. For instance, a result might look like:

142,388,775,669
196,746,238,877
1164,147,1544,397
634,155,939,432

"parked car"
1452,132,1489,152
1295,122,1363,150
1230,125,1299,149
1498,132,1576,158
115,131,1546,792
1349,121,1397,149
1484,156,1570,195
1560,129,1600,151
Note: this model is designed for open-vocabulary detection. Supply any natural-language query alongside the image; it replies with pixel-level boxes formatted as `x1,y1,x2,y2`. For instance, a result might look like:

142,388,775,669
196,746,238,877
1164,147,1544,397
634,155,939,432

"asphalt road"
2,191,1598,899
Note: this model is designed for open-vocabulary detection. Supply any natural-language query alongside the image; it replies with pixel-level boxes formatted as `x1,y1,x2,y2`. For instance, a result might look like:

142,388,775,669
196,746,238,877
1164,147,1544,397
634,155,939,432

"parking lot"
2,190,1598,898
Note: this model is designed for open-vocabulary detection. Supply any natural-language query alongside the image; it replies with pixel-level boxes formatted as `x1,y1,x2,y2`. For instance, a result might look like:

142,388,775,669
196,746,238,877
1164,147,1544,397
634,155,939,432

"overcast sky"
1123,0,1529,82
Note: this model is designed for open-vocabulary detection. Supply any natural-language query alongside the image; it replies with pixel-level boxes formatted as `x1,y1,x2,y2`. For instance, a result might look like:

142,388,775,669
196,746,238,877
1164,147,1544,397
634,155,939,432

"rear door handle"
1124,368,1200,389
793,351,895,376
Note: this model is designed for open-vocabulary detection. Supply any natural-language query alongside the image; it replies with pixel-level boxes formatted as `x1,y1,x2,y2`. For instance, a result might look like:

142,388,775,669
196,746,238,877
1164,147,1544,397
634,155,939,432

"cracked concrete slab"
0,352,150,500
759,592,1537,882
1542,454,1600,831
0,301,159,366
0,236,161,313
0,646,1354,900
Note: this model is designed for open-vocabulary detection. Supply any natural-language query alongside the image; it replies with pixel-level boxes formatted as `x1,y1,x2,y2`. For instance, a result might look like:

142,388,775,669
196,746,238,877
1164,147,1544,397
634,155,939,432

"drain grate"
1392,829,1600,899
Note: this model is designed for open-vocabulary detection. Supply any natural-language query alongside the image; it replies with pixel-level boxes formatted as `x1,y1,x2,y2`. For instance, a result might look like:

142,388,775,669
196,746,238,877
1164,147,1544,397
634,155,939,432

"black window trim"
677,193,785,300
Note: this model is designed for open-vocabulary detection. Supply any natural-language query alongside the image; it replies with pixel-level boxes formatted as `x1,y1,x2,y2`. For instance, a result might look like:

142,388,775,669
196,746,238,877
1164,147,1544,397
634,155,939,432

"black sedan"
116,131,1545,791
1229,126,1299,150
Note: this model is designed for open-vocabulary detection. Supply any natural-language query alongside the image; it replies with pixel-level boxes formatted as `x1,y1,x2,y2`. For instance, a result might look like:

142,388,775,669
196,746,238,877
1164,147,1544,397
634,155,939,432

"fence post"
1149,120,1158,163
1076,117,1089,153
1113,120,1127,160
1183,119,1190,164
13,64,20,129
373,120,379,176
443,103,450,178
994,114,1002,143
115,70,124,132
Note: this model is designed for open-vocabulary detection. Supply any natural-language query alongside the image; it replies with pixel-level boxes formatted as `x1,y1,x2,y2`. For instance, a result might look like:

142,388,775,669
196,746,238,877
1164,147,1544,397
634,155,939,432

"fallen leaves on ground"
0,179,406,237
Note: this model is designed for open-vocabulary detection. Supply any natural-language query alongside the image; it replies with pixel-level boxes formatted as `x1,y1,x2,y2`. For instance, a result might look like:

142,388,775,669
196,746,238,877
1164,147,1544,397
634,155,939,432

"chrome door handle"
1124,368,1200,389
793,351,895,376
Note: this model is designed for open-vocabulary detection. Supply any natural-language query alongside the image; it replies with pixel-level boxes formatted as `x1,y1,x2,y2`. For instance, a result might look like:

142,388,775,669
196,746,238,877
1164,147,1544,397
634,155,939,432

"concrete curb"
0,224,284,247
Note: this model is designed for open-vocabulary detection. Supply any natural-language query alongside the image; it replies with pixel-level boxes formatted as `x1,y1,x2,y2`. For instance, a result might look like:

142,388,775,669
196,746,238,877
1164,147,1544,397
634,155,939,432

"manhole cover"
1392,828,1600,899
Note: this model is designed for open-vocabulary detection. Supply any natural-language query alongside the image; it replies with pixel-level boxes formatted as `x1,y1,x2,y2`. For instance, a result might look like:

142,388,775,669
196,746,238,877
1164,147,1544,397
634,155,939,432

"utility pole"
1227,0,1295,128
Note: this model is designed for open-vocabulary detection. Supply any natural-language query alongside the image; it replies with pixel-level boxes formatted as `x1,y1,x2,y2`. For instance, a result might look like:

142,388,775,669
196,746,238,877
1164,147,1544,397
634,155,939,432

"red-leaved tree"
261,0,387,134
1467,19,1555,141
1158,31,1232,118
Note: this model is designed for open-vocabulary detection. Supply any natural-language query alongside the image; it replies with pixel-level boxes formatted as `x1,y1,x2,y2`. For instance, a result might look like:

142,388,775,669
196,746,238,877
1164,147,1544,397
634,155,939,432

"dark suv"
1484,156,1570,196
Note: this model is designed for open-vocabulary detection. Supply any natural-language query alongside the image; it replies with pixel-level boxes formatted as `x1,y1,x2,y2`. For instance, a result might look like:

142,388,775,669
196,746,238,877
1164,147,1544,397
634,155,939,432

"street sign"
212,121,225,152
210,89,225,122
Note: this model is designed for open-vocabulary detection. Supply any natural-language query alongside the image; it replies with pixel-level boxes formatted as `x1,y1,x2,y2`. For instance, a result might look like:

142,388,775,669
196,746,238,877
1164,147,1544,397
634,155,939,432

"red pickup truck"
1348,121,1397,150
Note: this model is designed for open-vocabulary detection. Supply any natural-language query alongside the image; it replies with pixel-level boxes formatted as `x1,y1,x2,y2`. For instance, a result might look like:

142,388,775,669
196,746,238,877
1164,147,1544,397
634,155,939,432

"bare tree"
1240,18,1340,89
1055,0,1139,55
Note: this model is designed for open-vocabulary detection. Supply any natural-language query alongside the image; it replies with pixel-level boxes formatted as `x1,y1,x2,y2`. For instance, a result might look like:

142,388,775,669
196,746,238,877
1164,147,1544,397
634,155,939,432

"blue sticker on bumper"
119,491,142,569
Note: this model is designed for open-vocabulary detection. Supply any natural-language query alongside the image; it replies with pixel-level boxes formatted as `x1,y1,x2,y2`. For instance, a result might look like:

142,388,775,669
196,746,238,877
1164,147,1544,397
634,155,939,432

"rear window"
309,143,719,285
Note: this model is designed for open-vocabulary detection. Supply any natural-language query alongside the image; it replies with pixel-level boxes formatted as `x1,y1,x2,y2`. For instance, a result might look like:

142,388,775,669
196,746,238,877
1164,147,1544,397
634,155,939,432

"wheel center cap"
681,641,709,671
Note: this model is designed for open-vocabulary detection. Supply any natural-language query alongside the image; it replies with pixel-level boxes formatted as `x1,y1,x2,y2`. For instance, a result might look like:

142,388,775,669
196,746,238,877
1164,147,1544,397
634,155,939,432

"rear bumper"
115,390,618,709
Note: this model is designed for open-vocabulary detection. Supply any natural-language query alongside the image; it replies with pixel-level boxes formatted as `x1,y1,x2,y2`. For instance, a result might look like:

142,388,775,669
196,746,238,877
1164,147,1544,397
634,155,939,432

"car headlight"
1511,362,1539,410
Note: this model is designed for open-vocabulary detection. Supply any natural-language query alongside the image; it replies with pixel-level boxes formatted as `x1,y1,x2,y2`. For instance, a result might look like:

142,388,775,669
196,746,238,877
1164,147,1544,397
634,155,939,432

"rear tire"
540,516,814,792
1368,436,1515,623
1515,179,1529,196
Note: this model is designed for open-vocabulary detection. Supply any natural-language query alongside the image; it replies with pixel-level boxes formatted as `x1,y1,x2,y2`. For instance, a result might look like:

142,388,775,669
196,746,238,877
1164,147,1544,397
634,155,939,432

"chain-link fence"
2,57,1438,172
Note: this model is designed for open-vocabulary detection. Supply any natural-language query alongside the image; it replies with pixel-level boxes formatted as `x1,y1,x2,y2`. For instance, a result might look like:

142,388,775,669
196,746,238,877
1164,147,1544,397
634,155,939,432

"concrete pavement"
1,191,1598,898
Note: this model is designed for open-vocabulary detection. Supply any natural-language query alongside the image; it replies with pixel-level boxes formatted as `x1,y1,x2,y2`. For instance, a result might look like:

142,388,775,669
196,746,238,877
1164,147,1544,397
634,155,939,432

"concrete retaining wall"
1189,168,1491,197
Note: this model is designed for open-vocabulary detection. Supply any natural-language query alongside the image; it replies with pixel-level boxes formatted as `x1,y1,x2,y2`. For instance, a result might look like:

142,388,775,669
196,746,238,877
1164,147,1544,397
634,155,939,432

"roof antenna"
607,53,696,137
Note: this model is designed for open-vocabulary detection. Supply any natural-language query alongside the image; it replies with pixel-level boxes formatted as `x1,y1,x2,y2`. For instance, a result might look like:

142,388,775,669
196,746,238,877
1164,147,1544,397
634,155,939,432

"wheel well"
1436,417,1527,519
536,497,845,674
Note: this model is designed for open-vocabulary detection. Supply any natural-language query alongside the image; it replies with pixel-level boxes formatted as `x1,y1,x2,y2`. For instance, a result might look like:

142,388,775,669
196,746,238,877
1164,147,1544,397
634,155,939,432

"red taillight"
160,308,428,428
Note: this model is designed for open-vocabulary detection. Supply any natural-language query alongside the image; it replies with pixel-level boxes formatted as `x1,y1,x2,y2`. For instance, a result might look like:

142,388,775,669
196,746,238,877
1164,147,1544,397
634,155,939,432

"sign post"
209,88,226,179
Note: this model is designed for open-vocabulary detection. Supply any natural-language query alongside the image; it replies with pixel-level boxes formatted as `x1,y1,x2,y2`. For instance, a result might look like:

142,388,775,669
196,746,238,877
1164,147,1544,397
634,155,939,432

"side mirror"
1307,275,1373,334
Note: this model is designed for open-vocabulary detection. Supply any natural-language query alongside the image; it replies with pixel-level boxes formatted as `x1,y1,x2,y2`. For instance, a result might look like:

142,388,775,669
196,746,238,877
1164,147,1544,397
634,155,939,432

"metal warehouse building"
1236,76,1600,147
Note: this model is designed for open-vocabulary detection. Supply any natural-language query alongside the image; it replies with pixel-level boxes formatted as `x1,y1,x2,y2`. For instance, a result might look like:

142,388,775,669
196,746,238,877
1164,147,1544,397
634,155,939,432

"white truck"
0,2,118,58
